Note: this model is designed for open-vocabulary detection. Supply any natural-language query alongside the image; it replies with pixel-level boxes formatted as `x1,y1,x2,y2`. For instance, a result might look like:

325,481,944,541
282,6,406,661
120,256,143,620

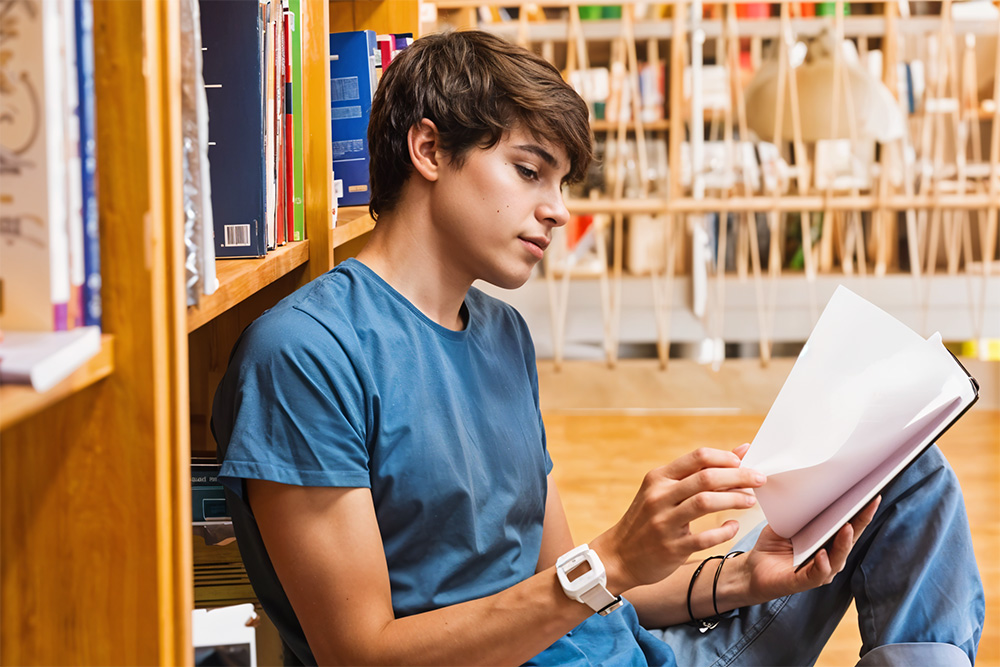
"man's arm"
536,475,574,572
249,448,766,666
248,479,593,666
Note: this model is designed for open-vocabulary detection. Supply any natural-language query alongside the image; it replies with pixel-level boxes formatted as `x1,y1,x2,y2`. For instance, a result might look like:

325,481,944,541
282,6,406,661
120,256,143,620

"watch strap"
579,580,619,613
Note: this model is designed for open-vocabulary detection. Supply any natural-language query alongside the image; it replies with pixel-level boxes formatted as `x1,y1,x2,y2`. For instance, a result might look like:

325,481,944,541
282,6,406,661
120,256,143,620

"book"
263,1,277,251
192,461,230,523
0,0,72,331
0,326,101,393
283,3,296,245
741,286,979,568
329,30,378,208
200,0,268,259
74,0,102,326
287,0,306,242
61,0,85,329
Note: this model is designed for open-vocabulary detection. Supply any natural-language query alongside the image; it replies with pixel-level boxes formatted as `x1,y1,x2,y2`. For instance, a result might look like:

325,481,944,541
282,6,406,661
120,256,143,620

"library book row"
0,0,409,391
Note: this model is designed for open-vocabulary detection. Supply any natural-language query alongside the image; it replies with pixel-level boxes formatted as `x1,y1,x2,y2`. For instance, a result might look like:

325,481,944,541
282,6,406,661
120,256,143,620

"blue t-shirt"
212,258,676,666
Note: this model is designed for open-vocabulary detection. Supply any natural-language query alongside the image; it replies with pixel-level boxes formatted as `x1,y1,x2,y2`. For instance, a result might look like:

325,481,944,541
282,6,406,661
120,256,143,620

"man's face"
428,128,571,290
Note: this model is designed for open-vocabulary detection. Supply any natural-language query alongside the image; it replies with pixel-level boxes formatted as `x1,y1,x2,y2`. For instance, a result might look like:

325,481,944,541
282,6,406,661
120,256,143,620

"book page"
741,287,978,544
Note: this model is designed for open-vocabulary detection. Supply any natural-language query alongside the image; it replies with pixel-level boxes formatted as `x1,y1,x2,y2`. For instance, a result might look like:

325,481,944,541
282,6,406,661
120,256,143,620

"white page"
741,286,977,543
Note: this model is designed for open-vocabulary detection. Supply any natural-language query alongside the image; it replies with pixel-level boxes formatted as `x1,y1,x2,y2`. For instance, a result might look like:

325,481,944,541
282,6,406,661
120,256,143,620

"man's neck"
355,207,471,332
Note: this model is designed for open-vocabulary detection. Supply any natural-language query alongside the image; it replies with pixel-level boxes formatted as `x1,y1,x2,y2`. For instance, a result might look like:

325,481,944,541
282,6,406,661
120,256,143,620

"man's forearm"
626,553,758,630
311,564,595,666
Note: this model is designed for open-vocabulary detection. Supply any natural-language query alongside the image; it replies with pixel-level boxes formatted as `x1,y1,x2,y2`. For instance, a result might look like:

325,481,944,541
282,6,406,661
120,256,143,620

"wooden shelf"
333,205,376,248
0,334,115,431
591,119,670,132
187,240,311,333
474,14,1000,43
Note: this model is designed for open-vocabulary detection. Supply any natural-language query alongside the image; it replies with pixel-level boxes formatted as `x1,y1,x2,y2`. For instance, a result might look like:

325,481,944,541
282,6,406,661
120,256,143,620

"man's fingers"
662,447,743,480
826,522,854,575
680,519,742,553
674,489,759,524
849,496,881,543
669,467,766,504
732,442,751,460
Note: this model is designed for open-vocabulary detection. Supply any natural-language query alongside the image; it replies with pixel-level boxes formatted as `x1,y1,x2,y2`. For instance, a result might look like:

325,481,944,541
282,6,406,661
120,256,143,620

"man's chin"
483,270,534,291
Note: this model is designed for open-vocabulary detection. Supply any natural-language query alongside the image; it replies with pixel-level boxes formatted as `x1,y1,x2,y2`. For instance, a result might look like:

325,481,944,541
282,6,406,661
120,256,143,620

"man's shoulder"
467,286,531,335
238,264,376,361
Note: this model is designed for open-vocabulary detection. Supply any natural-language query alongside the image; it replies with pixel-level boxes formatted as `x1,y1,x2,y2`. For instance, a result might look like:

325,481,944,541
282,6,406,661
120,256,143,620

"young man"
212,30,985,666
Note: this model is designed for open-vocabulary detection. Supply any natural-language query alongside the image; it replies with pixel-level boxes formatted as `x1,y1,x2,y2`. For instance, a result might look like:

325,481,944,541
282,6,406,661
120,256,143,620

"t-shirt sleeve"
213,306,372,498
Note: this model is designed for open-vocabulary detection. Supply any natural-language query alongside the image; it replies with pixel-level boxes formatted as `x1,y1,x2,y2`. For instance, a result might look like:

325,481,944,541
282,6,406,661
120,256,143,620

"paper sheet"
741,286,977,540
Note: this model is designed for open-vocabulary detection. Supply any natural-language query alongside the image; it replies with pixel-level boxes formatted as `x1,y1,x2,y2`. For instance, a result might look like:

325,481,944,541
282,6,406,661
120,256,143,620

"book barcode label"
330,76,360,102
332,106,362,121
332,139,364,159
224,224,251,247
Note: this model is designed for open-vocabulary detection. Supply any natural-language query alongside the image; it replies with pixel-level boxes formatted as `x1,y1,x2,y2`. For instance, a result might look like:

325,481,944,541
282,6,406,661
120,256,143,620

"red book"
274,6,285,246
737,2,770,19
284,7,295,244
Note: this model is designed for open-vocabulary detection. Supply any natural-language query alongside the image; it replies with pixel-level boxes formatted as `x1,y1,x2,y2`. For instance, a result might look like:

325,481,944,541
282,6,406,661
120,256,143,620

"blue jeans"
647,445,986,666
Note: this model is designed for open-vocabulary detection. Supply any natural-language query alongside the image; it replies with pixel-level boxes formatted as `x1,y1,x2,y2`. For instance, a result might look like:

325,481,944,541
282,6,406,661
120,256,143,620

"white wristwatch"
555,544,624,616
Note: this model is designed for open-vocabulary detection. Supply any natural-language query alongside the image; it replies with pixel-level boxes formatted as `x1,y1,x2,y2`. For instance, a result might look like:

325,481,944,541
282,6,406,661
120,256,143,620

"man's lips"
520,236,550,252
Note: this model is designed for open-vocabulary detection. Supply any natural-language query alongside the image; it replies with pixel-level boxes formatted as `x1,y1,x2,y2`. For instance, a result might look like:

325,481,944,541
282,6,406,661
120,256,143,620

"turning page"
741,286,979,567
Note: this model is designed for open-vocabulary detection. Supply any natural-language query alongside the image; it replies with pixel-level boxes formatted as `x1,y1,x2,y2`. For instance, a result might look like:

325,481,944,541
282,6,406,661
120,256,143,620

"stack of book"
200,0,306,259
0,0,103,392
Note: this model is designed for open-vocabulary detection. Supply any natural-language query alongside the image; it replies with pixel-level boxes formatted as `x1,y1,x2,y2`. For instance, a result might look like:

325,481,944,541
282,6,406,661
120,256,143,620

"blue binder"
201,0,268,258
329,30,378,208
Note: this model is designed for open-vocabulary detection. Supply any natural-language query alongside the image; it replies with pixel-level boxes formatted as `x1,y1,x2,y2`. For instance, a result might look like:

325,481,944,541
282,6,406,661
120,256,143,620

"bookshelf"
186,241,312,333
0,335,116,431
0,0,353,664
333,205,378,246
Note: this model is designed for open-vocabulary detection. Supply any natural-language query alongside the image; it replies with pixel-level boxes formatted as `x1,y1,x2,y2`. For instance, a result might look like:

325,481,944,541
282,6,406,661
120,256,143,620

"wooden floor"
540,359,1000,667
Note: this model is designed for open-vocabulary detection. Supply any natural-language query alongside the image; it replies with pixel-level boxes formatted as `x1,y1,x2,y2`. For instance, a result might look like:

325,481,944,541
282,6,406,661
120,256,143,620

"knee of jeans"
893,445,961,502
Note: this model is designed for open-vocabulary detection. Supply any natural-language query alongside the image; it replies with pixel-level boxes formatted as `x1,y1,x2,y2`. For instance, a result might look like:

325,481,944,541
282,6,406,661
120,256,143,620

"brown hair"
367,30,593,219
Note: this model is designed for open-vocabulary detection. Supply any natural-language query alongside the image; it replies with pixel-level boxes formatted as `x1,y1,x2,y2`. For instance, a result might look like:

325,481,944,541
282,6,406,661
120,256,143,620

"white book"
0,326,101,393
62,0,86,326
741,286,979,568
0,0,71,331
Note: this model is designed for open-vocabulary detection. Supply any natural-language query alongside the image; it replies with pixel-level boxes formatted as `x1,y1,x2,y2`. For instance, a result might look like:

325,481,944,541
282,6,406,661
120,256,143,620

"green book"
289,0,306,241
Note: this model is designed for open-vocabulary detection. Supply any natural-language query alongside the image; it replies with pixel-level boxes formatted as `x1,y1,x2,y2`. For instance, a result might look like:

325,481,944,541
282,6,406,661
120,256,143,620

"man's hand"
591,447,768,594
729,441,881,605
739,495,880,603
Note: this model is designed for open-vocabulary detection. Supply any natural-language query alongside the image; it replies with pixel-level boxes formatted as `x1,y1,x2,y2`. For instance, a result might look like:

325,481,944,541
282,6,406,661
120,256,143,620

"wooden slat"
330,0,419,35
0,335,115,431
333,208,376,248
186,241,311,332
1,0,191,662
302,0,335,284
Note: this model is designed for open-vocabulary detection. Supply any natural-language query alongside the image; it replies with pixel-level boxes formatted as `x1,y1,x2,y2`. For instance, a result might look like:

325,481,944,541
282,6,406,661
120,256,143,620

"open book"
741,286,979,568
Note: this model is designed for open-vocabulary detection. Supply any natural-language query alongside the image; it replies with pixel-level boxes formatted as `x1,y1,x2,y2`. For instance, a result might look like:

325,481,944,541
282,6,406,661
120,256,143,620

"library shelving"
1,1,412,664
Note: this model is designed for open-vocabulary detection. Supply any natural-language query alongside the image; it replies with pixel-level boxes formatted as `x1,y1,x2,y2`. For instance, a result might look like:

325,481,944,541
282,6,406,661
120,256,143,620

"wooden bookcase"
0,0,410,663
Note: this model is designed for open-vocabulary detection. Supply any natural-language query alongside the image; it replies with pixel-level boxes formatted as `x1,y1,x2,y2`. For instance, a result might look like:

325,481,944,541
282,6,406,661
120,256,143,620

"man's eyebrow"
513,143,563,170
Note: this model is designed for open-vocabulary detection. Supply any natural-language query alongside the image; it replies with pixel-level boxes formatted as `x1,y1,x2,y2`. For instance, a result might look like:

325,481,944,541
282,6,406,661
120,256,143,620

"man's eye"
516,165,538,180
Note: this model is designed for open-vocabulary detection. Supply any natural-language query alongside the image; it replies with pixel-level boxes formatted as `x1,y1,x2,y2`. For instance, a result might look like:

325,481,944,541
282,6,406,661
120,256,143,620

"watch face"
557,548,606,596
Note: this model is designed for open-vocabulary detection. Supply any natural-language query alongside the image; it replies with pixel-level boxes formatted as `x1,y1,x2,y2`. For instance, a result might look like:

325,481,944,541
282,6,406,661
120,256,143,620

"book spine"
288,0,306,241
0,0,71,331
284,4,295,244
264,2,277,251
200,0,268,258
63,0,85,329
75,0,102,327
275,3,286,247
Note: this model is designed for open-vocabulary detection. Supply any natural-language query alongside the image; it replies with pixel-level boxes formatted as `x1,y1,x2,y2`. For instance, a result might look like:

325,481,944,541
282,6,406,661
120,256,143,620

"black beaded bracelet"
712,550,745,617
686,554,725,630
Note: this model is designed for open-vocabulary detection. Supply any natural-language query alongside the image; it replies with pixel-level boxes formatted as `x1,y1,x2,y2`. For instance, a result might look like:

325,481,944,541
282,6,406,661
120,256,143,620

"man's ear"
408,118,442,182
